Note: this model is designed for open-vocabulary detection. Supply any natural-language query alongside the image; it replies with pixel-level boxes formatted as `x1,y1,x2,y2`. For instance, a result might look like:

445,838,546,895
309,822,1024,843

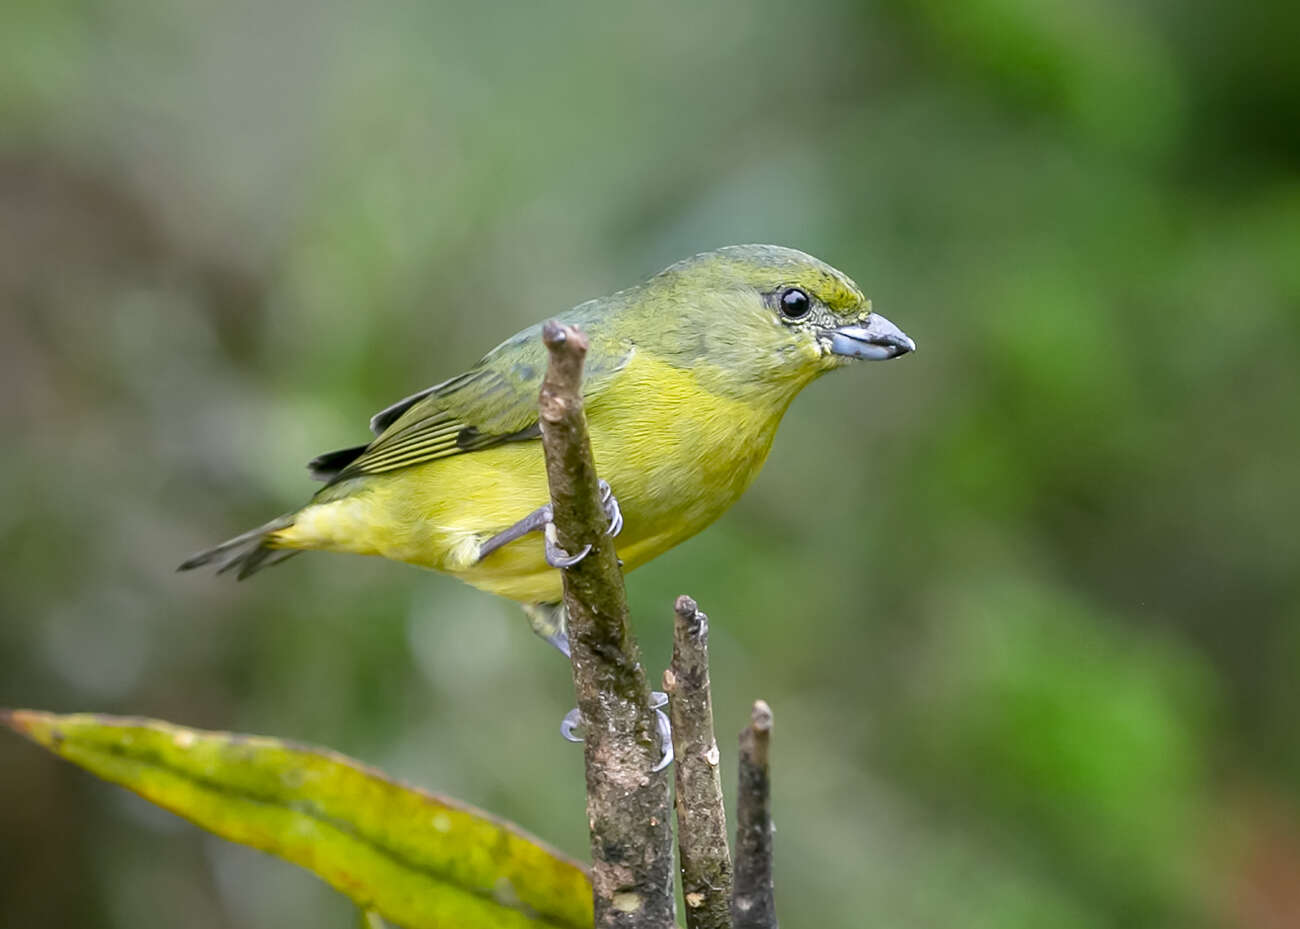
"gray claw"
598,479,624,537
651,705,674,772
544,523,592,569
560,708,584,742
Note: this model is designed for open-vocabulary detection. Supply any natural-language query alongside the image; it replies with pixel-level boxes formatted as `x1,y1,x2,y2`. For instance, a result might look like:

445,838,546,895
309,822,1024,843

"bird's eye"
779,287,811,320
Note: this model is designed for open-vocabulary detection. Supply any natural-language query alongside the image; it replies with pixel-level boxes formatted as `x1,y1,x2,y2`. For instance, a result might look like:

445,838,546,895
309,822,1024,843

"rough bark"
537,320,675,929
732,701,776,929
663,595,733,929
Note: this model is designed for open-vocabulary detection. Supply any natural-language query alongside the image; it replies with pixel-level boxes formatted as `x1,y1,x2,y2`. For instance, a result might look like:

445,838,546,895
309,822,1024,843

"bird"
180,244,915,762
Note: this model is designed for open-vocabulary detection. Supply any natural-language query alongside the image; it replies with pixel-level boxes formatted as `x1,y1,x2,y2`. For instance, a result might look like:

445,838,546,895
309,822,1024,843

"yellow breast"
279,353,794,603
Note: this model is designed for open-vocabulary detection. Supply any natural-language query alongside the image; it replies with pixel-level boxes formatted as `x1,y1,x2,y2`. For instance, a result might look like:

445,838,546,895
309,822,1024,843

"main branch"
537,321,675,929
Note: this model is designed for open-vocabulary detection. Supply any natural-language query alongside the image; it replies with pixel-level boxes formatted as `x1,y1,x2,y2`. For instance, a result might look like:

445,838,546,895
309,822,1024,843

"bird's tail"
177,514,300,580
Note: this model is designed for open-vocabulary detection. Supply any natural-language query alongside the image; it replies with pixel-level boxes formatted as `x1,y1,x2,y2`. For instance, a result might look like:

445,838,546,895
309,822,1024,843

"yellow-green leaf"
3,710,593,929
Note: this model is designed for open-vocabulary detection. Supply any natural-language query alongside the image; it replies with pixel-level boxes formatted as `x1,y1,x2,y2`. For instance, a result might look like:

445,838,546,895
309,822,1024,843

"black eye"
779,287,811,319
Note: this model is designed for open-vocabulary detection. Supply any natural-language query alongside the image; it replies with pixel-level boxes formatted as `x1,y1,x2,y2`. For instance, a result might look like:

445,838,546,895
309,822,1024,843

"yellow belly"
276,356,792,603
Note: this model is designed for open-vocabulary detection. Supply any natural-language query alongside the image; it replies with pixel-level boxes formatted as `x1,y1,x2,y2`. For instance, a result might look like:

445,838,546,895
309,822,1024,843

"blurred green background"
2,0,1298,926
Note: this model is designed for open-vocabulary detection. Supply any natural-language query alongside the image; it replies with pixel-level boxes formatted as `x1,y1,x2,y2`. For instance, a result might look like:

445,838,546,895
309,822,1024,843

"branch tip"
673,595,707,637
542,319,589,355
667,594,733,929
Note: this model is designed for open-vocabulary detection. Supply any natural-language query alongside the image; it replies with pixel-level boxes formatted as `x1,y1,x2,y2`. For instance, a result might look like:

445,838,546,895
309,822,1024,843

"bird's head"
625,244,914,400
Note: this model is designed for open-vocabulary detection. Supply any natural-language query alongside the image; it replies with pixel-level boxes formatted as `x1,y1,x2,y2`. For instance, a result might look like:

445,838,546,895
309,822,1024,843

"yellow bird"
181,245,914,653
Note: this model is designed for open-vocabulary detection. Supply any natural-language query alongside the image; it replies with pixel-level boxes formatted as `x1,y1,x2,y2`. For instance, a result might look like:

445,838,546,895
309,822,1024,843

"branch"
664,595,733,929
537,321,675,929
732,701,776,929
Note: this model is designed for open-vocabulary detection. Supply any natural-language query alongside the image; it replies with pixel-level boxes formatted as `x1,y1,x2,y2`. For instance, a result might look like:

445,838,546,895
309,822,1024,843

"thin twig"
538,320,675,929
732,701,776,929
664,595,733,929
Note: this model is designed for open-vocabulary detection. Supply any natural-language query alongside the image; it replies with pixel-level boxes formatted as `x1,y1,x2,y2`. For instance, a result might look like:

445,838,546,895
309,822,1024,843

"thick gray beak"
827,313,916,360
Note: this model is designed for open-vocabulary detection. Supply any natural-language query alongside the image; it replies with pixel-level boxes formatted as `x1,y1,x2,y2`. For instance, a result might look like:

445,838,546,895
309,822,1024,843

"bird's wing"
312,319,631,485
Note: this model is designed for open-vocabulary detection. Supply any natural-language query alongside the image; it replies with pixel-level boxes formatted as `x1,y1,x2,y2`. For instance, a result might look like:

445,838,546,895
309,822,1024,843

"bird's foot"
479,480,624,569
543,522,590,568
560,691,673,772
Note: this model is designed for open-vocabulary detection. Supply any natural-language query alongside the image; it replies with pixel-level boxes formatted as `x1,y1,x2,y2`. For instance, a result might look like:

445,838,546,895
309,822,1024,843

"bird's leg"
477,507,564,562
478,479,623,569
524,600,673,771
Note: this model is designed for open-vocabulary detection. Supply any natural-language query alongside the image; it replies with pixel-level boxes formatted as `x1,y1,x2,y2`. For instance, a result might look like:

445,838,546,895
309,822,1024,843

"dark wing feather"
307,444,370,481
366,372,477,435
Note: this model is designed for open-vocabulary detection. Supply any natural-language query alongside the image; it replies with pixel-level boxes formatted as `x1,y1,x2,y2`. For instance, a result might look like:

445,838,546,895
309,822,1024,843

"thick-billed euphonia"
181,245,914,649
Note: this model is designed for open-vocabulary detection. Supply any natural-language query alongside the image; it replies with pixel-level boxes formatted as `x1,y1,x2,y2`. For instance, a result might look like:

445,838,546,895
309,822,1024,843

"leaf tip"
1,709,59,745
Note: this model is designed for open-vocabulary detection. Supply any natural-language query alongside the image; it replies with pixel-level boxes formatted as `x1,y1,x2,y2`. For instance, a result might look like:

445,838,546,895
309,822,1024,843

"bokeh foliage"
1,0,1297,927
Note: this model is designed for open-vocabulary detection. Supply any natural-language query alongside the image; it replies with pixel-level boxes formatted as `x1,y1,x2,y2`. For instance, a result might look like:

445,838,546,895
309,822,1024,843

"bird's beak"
827,313,916,360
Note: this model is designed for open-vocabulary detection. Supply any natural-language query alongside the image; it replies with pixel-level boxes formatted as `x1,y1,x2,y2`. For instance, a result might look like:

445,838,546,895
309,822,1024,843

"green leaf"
3,710,593,929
